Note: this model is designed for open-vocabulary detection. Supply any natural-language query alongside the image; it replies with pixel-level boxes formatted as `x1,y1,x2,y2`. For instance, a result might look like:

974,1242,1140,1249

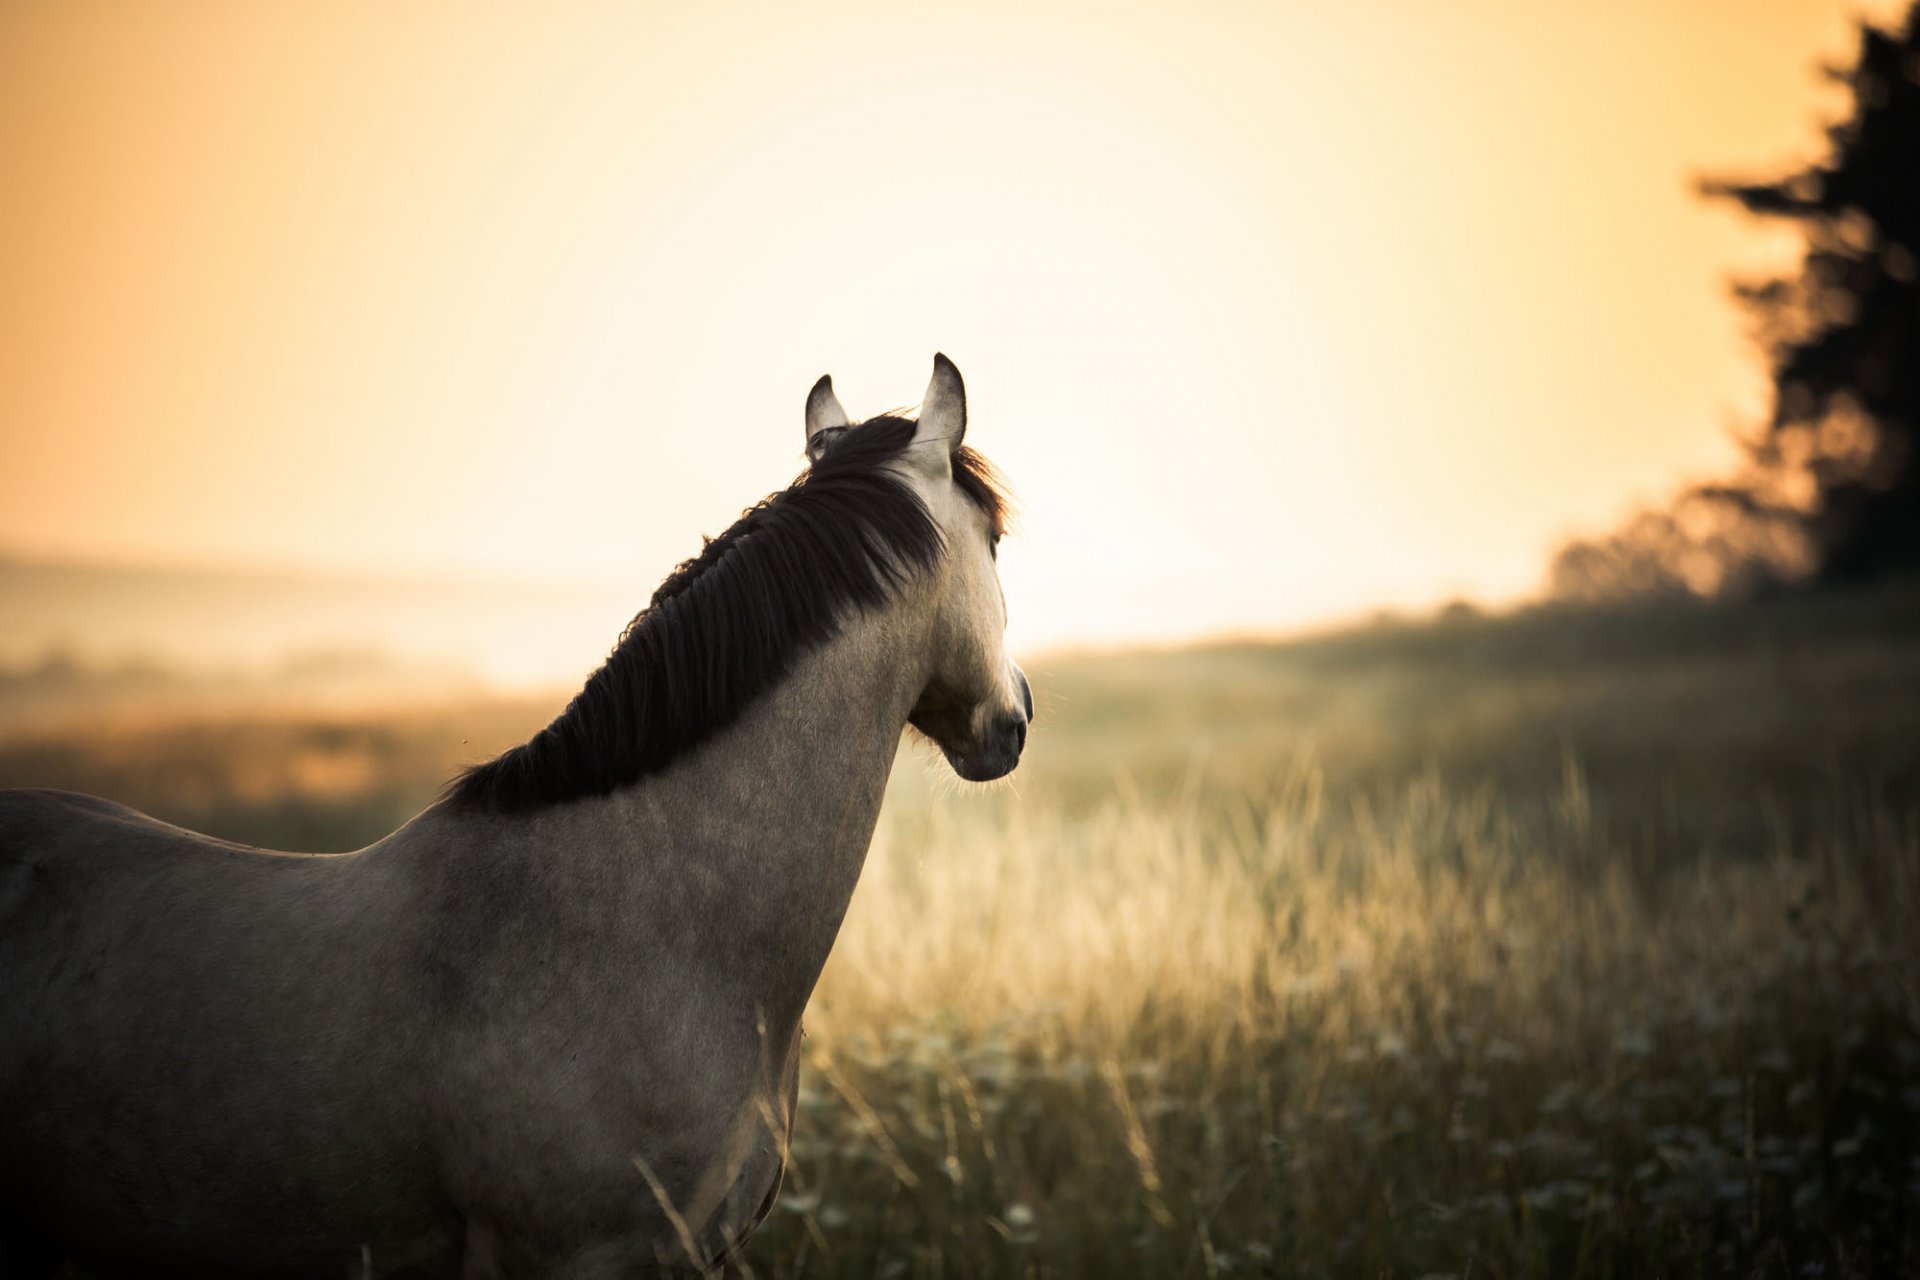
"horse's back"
0,781,364,1129
1,787,190,942
0,786,284,977
0,789,456,1278
1,781,262,861
0,784,165,857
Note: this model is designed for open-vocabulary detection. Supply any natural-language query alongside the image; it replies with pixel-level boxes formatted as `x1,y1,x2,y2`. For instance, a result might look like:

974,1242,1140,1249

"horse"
0,354,1030,1279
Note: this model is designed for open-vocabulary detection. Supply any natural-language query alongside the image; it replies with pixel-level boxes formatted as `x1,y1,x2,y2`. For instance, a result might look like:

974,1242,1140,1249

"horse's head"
804,355,1031,782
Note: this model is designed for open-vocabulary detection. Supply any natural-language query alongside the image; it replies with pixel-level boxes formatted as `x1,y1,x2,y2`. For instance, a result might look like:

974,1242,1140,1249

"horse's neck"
438,603,928,1035
610,606,927,1028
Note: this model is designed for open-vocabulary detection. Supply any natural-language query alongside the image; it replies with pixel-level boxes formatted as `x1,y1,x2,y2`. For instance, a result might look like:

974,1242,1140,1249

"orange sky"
0,1,1903,661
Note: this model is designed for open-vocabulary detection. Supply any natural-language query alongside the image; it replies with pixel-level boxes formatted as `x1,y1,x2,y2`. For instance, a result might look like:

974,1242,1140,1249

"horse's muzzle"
941,667,1032,782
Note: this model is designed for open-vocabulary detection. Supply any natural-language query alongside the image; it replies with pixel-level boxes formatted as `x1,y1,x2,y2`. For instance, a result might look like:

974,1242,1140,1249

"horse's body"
0,358,1026,1278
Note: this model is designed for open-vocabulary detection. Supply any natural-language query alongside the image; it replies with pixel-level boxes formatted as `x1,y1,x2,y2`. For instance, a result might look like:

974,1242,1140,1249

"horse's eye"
989,531,1002,559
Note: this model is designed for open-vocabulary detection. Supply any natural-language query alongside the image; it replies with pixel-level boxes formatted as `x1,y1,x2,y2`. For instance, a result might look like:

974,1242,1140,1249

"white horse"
0,355,1030,1278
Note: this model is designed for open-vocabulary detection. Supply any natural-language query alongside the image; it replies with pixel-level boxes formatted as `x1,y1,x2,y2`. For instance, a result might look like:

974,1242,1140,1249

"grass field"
4,587,1918,1277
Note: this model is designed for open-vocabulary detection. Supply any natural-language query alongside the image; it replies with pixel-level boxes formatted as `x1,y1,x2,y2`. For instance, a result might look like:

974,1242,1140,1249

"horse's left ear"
805,375,850,464
916,353,967,454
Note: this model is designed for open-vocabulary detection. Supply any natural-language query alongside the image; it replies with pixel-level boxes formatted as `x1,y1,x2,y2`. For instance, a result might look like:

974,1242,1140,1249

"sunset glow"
1,0,1903,677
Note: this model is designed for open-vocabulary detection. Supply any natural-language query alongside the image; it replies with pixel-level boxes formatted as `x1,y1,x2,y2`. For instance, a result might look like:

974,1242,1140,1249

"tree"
1553,3,1920,599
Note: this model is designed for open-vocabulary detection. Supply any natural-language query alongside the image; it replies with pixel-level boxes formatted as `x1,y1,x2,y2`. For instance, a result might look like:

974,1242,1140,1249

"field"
4,588,1919,1277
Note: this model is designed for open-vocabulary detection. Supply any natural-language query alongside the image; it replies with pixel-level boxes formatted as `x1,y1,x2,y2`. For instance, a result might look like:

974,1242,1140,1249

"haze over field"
2,0,1910,665
0,556,638,692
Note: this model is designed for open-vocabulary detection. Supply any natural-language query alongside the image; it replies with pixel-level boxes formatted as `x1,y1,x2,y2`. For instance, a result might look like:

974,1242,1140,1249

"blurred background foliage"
1554,2,1920,602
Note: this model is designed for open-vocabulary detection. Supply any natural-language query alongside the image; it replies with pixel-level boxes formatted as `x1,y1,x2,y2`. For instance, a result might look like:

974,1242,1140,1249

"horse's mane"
447,415,1008,812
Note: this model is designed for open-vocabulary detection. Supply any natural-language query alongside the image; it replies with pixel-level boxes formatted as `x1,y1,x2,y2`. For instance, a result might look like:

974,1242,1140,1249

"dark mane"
447,416,1009,812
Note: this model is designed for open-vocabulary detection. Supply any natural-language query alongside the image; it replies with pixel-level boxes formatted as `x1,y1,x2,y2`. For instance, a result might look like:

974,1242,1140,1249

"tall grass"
773,764,1917,1276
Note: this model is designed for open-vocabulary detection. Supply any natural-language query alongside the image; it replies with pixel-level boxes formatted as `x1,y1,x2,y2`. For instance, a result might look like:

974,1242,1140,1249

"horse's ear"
805,375,850,463
916,353,966,454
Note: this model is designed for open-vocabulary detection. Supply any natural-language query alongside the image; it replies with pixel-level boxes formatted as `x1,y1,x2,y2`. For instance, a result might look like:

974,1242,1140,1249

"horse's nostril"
1019,671,1034,722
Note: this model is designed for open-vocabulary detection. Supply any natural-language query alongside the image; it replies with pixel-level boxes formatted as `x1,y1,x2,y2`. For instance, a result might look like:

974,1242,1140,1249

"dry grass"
776,768,1917,1277
4,588,1918,1276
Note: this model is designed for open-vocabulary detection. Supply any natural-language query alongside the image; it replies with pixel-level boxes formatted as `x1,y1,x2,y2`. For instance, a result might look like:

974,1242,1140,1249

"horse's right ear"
915,353,966,454
805,375,849,464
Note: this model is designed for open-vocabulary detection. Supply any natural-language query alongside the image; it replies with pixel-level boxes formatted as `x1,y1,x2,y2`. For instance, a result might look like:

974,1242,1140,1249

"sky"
0,0,1904,673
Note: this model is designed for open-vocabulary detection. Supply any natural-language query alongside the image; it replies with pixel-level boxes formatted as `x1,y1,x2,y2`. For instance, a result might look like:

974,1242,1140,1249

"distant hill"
0,554,643,704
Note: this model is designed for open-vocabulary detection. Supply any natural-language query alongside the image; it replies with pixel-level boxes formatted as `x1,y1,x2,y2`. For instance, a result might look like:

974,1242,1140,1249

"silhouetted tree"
1554,3,1920,599
1708,1,1920,583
